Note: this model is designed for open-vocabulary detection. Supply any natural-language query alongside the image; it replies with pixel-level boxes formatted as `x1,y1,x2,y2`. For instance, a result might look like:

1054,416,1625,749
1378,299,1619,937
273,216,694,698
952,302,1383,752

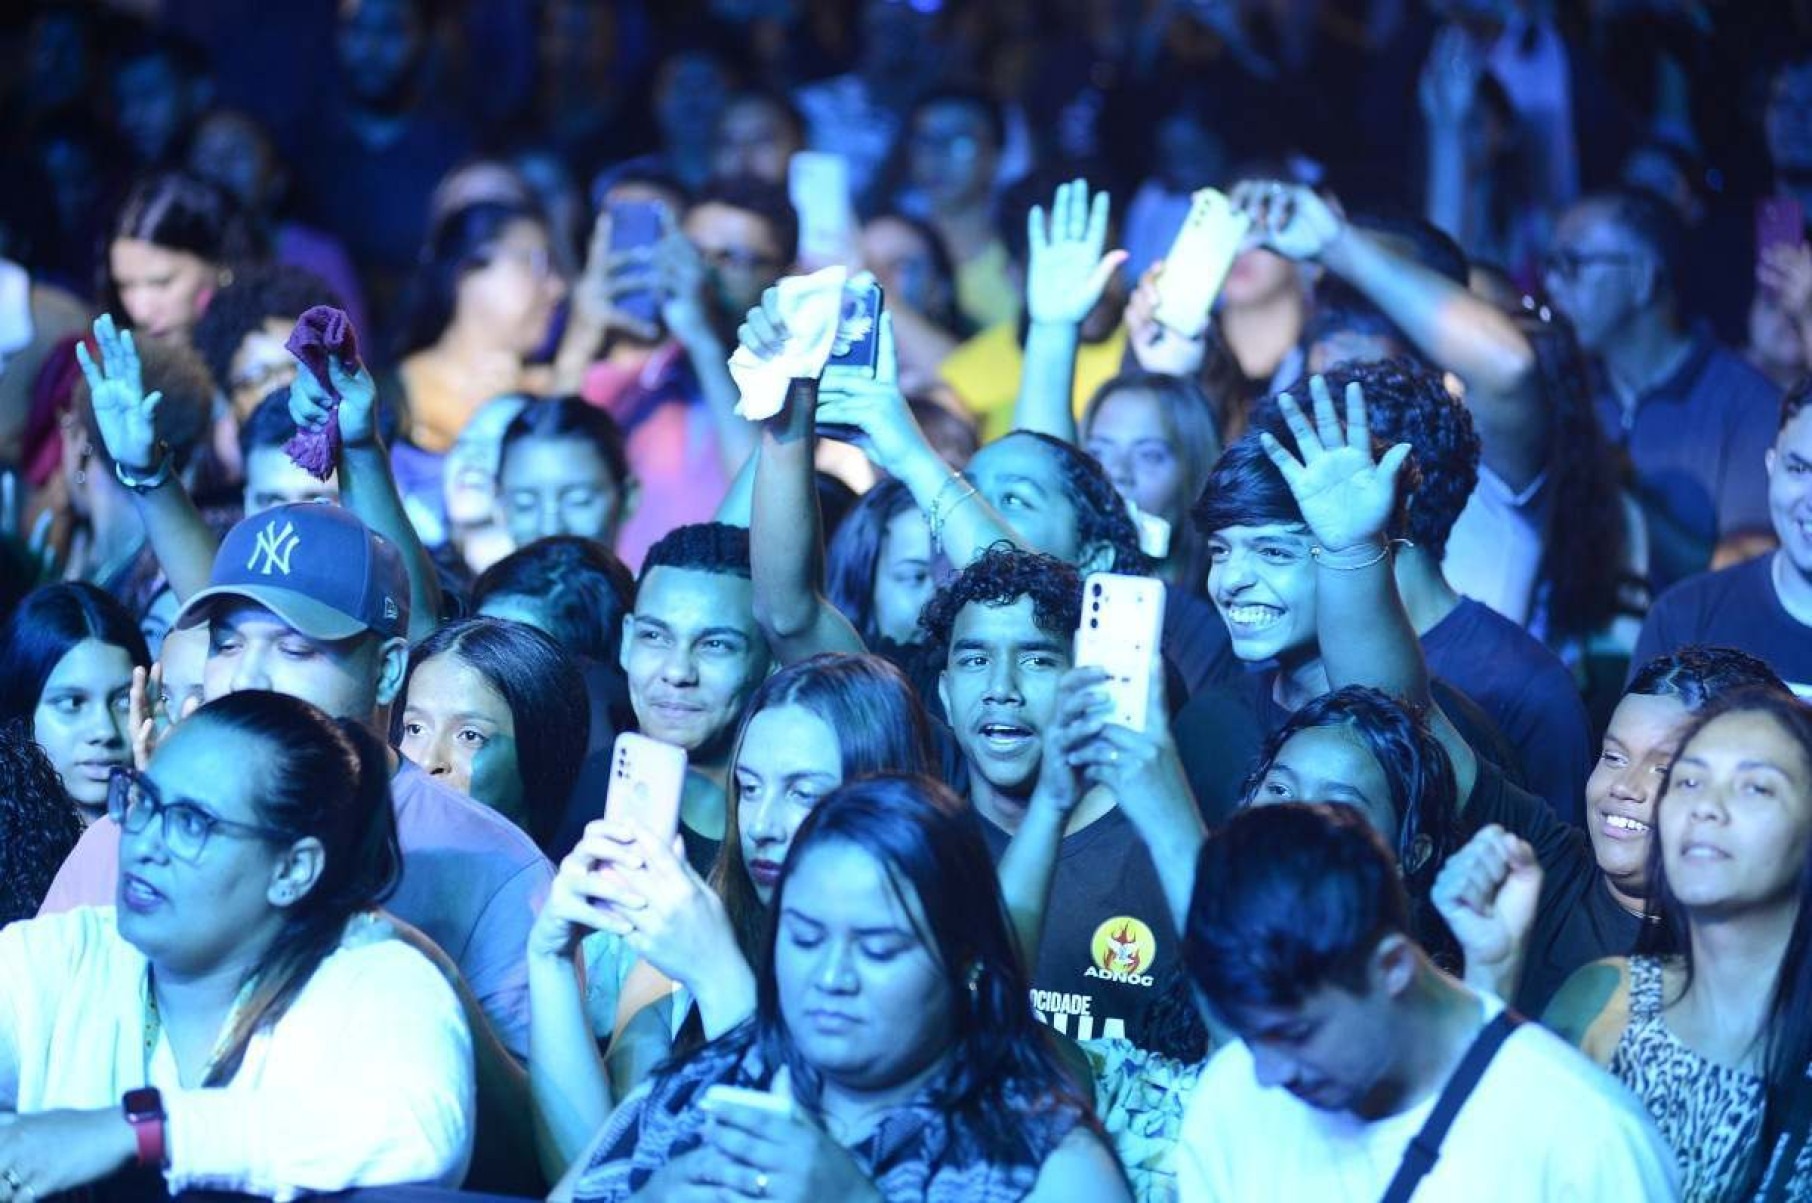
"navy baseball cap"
174,504,409,641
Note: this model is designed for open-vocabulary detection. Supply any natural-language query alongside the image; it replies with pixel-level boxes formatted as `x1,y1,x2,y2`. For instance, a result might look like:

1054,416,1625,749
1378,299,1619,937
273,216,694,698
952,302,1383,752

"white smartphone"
1154,188,1252,337
699,1084,796,1117
1074,572,1167,733
603,732,687,843
788,151,857,269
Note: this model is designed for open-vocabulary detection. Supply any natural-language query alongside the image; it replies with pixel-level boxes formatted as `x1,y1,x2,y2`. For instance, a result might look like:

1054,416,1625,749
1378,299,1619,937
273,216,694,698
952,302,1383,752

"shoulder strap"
1379,1009,1525,1203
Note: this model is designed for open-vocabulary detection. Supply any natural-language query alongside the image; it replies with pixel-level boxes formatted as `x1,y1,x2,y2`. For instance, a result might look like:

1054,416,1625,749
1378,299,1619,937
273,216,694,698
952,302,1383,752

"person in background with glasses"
565,176,798,567
1541,188,1779,591
0,689,473,1198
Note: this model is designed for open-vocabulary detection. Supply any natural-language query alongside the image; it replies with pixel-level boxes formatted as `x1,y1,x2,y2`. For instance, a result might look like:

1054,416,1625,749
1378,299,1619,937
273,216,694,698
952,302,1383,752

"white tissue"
729,265,850,420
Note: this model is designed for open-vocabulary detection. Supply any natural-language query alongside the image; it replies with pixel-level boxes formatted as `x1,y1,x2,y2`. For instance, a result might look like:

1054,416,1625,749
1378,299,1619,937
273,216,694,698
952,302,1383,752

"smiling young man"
38,502,551,1059
1177,803,1677,1200
1633,381,1812,696
922,545,1179,1045
620,521,773,874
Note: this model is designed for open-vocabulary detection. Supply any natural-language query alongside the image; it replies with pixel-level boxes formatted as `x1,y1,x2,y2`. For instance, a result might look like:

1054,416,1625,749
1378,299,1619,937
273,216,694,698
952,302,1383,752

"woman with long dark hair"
0,690,472,1194
102,169,257,345
1546,689,1812,1199
526,653,936,1182
560,773,1128,1202
0,582,149,825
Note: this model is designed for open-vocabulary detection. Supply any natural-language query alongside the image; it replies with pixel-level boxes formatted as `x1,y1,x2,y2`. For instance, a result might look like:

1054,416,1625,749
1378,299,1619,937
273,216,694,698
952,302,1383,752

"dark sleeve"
1506,673,1593,829
1434,679,1531,794
1173,684,1267,828
1464,762,1588,886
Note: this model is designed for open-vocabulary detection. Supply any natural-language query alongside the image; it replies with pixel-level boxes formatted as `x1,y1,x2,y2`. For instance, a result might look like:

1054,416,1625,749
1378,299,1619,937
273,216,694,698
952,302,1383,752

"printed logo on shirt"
248,518,300,576
1084,916,1157,987
1029,989,1124,1041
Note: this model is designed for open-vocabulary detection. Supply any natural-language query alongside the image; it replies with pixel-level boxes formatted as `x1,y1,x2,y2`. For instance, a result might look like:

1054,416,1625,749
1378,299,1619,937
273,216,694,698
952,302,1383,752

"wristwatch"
112,444,173,494
122,1086,166,1168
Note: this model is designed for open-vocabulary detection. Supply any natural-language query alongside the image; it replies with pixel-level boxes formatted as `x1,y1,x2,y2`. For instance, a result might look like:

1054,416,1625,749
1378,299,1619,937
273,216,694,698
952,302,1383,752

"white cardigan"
0,908,474,1199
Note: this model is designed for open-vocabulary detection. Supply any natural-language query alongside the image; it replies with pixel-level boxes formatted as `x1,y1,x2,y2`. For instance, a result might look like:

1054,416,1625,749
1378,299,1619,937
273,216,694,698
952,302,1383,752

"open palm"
74,314,163,471
1025,178,1126,326
1259,376,1411,555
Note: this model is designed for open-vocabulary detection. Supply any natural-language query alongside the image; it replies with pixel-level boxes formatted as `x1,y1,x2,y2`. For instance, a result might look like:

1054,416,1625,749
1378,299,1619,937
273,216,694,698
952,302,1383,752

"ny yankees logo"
248,519,301,576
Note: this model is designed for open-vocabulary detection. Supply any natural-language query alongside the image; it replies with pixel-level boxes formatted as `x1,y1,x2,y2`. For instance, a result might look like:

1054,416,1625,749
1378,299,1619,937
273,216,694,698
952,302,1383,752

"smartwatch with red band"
122,1087,166,1168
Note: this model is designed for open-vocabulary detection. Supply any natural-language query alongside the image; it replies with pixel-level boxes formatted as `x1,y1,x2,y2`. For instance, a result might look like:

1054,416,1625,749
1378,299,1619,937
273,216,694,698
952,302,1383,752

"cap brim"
174,584,368,642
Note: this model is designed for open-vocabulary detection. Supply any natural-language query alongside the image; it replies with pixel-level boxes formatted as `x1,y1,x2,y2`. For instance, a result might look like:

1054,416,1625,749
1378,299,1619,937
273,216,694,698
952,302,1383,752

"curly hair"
1520,312,1631,644
190,263,343,396
1193,420,1421,547
918,544,1081,665
0,722,84,926
1253,357,1478,562
1000,431,1153,576
1239,686,1460,968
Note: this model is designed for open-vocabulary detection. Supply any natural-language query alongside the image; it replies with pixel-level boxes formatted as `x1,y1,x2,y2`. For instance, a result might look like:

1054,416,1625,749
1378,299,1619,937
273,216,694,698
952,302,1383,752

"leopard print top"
1609,955,1811,1202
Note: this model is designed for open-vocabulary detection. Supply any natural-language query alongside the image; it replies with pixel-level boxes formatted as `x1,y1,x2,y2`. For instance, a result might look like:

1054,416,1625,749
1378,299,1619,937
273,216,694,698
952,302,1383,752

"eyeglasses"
108,767,292,864
1542,249,1638,282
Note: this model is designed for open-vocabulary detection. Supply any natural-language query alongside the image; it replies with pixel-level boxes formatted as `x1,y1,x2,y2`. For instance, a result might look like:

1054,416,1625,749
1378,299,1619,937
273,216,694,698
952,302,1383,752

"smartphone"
608,201,665,328
700,1084,796,1117
1073,572,1167,733
817,279,884,442
1759,198,1805,257
1154,188,1252,337
789,152,857,269
603,732,687,844
826,280,883,374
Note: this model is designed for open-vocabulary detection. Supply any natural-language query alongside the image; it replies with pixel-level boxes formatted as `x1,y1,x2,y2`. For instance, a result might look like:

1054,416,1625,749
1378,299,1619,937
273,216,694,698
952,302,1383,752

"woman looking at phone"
526,653,934,1182
557,774,1129,1203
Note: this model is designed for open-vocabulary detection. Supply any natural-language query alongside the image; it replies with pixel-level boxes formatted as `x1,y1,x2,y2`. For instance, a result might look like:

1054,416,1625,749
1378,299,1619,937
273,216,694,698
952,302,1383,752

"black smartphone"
608,201,665,327
817,280,883,443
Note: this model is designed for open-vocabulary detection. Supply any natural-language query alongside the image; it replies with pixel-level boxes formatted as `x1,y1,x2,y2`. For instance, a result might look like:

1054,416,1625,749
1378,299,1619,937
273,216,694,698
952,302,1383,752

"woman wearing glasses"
0,690,473,1198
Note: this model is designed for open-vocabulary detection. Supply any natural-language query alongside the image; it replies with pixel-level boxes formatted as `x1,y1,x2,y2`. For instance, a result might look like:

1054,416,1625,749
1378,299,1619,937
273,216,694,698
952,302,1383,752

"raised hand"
1759,241,1812,321
656,207,716,348
288,350,380,446
1432,824,1542,993
74,315,164,474
1419,24,1483,130
1232,180,1344,263
1258,375,1412,557
1025,179,1127,327
1124,260,1208,375
813,313,922,468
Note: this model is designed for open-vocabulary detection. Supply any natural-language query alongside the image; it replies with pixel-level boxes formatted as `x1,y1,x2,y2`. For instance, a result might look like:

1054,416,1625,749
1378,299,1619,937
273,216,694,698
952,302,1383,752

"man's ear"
373,636,409,708
1768,446,1779,479
268,836,326,908
1631,255,1662,308
936,668,952,720
620,614,636,674
1372,933,1419,1000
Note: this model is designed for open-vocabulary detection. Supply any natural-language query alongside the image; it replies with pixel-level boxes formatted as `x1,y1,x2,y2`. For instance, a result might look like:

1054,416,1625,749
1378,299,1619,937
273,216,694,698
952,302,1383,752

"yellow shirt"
939,322,1130,444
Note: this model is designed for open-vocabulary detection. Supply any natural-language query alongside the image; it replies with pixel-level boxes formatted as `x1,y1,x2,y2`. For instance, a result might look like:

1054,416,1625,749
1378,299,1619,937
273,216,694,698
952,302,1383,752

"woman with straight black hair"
0,690,473,1195
395,198,569,455
102,169,257,345
824,478,937,652
1547,688,1812,1200
472,534,636,666
527,653,938,1182
0,582,149,825
560,773,1128,1202
392,616,588,851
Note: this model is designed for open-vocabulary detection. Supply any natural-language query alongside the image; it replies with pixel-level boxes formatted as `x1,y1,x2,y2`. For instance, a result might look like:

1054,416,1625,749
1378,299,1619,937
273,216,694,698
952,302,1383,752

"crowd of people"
3,0,1812,1200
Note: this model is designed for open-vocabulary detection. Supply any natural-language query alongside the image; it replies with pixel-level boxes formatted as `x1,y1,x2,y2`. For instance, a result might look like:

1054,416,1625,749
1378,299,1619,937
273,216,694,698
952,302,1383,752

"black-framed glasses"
1542,249,1638,282
108,767,292,864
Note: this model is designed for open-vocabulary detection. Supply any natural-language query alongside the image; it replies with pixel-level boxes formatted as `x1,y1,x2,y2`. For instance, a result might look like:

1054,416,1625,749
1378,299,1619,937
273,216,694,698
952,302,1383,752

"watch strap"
113,446,173,493
123,1086,166,1168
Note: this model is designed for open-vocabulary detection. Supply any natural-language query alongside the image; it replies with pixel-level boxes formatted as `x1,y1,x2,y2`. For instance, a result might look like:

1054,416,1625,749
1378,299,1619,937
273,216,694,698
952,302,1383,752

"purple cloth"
283,305,363,480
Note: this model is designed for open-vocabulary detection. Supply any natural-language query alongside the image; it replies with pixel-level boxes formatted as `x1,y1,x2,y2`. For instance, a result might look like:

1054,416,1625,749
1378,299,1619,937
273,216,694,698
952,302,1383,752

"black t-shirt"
1174,670,1526,827
1462,760,1645,1016
1161,588,1239,702
1423,598,1594,827
1632,555,1812,696
979,806,1180,1048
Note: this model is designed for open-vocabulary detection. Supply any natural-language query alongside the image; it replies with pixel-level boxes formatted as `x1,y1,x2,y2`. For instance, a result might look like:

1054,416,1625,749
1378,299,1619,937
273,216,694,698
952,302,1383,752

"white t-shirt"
1175,996,1680,1201
0,908,475,1200
1442,466,1549,627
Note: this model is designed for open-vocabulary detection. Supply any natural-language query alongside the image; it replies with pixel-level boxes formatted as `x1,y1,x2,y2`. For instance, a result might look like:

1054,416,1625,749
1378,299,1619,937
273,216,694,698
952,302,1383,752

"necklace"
141,966,260,1084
